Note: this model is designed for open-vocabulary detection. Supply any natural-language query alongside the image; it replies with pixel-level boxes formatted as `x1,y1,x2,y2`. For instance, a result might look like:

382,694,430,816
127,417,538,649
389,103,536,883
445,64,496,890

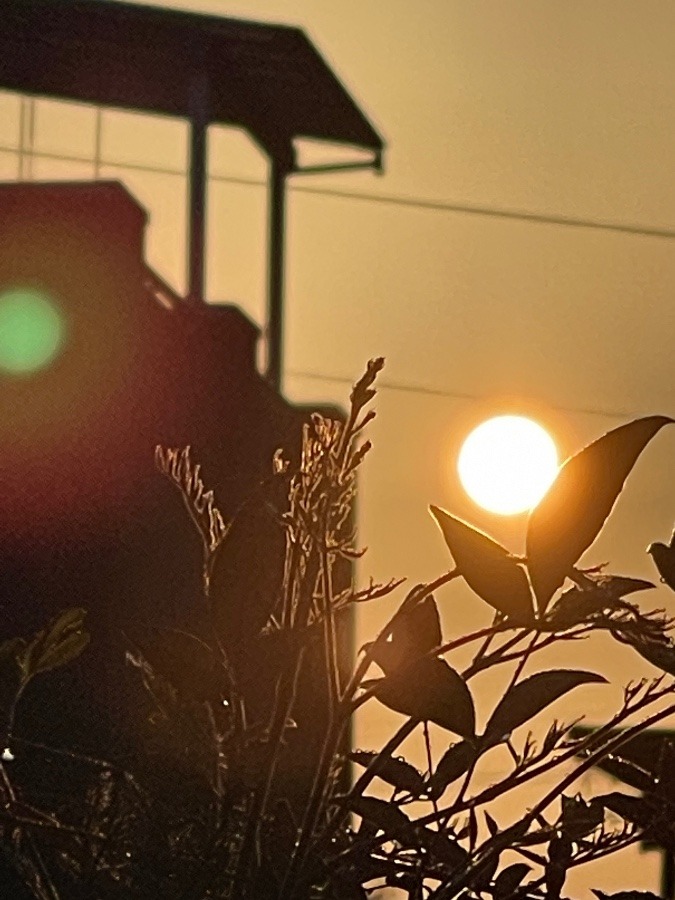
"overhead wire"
2,126,672,423
285,369,650,422
2,142,675,242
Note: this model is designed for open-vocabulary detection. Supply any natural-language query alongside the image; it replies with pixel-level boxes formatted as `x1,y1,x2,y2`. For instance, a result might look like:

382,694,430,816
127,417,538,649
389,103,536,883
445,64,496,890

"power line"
286,369,651,422
3,143,675,242
1,140,664,421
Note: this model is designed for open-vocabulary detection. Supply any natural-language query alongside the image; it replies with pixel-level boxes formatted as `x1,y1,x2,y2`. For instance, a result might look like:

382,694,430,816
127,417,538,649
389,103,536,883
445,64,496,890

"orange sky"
2,2,675,895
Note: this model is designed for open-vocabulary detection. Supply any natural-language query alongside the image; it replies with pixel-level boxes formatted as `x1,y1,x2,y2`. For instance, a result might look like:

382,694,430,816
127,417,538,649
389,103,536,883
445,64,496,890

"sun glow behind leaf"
458,416,558,515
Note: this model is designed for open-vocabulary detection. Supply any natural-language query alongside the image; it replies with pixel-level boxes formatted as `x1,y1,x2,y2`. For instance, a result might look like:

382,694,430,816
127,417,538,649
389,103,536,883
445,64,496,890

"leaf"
348,795,419,848
22,608,89,677
371,656,476,738
0,638,25,670
427,740,479,799
415,826,468,868
484,669,607,745
349,750,426,797
598,792,675,850
493,863,531,900
140,631,227,703
371,596,443,674
625,637,675,676
527,416,673,612
29,631,90,676
209,477,287,658
560,794,604,839
392,595,442,660
430,506,533,623
485,811,499,837
589,753,656,796
546,576,655,629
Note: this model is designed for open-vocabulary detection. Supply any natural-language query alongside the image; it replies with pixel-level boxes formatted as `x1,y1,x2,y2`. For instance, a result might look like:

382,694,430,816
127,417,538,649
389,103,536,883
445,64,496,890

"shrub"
0,360,674,900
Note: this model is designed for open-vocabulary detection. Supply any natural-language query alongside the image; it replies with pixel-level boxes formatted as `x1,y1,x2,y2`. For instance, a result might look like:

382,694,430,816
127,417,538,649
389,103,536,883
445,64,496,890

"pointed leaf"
484,669,607,745
209,477,287,656
372,656,476,738
493,863,531,900
546,576,654,629
371,596,443,674
624,637,675,677
590,753,656,796
527,416,673,612
349,750,426,797
415,825,469,868
598,792,675,850
560,794,604,839
30,631,90,675
485,811,499,838
392,595,442,660
430,506,533,622
348,795,419,848
42,607,87,646
23,608,89,677
427,740,479,799
0,638,25,670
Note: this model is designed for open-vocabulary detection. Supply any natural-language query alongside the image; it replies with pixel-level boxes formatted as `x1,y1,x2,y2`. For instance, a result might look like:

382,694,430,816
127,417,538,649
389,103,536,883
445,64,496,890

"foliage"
0,361,674,899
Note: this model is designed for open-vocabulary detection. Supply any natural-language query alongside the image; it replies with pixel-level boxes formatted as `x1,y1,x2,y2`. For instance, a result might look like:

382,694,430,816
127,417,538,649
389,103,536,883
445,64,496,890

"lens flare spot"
0,288,65,375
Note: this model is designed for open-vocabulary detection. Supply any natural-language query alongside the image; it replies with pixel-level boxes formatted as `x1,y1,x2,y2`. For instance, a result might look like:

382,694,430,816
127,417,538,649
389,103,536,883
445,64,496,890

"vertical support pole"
187,71,209,304
266,156,289,391
663,850,675,899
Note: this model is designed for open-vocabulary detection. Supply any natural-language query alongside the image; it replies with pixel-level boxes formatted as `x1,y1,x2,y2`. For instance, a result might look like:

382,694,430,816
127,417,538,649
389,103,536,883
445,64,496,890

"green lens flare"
0,288,65,375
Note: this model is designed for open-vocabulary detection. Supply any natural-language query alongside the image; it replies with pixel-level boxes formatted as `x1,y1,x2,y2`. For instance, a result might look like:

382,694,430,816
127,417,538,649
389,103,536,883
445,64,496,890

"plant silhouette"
0,361,673,899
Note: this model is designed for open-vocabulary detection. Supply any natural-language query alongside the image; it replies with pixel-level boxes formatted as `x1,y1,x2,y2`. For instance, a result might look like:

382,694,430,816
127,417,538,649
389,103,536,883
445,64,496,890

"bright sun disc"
458,416,558,515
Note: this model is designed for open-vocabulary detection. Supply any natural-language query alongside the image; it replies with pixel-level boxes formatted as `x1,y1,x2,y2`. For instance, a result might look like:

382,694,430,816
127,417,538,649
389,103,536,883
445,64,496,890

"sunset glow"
458,415,558,515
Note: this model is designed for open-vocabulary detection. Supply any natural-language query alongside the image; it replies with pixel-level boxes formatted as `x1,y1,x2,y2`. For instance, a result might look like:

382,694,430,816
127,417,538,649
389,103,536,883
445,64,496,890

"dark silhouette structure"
0,180,333,768
0,0,384,807
0,0,384,386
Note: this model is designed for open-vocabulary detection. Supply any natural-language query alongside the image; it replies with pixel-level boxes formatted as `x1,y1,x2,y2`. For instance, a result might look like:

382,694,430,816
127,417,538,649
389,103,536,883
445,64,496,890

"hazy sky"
3,2,675,895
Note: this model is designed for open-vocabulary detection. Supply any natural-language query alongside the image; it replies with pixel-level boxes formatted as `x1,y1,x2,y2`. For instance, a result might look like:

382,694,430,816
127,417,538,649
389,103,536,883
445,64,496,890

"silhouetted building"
0,182,342,797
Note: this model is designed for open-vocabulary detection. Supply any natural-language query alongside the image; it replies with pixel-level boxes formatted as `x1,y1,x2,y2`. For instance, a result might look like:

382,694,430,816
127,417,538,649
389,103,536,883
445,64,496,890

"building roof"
0,0,384,165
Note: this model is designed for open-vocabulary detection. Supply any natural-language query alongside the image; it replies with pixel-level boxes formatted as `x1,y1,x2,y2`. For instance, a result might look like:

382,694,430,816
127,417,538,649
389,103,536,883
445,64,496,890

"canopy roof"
0,0,384,165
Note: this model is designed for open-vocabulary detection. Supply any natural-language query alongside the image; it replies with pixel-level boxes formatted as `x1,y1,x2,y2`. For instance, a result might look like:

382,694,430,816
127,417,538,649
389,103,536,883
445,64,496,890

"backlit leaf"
371,596,443,674
209,476,287,656
427,740,479,799
430,506,533,623
348,796,418,848
23,608,89,677
546,576,654,629
560,794,604,839
371,656,476,738
29,631,90,676
598,792,675,850
493,863,531,900
391,595,442,659
625,638,675,677
527,416,673,613
349,750,426,796
484,669,607,745
415,825,469,868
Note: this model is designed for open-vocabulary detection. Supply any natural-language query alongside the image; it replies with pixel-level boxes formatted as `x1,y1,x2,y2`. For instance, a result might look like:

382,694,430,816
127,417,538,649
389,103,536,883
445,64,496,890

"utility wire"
2,142,669,421
286,369,655,422
2,143,675,242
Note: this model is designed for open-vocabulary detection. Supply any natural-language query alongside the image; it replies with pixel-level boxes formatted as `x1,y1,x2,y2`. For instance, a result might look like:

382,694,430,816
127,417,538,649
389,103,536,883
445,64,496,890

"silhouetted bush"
1,360,674,899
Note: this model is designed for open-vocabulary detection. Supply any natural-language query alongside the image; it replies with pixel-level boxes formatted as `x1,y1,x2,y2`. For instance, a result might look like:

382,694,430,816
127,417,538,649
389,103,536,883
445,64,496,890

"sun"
458,415,558,515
